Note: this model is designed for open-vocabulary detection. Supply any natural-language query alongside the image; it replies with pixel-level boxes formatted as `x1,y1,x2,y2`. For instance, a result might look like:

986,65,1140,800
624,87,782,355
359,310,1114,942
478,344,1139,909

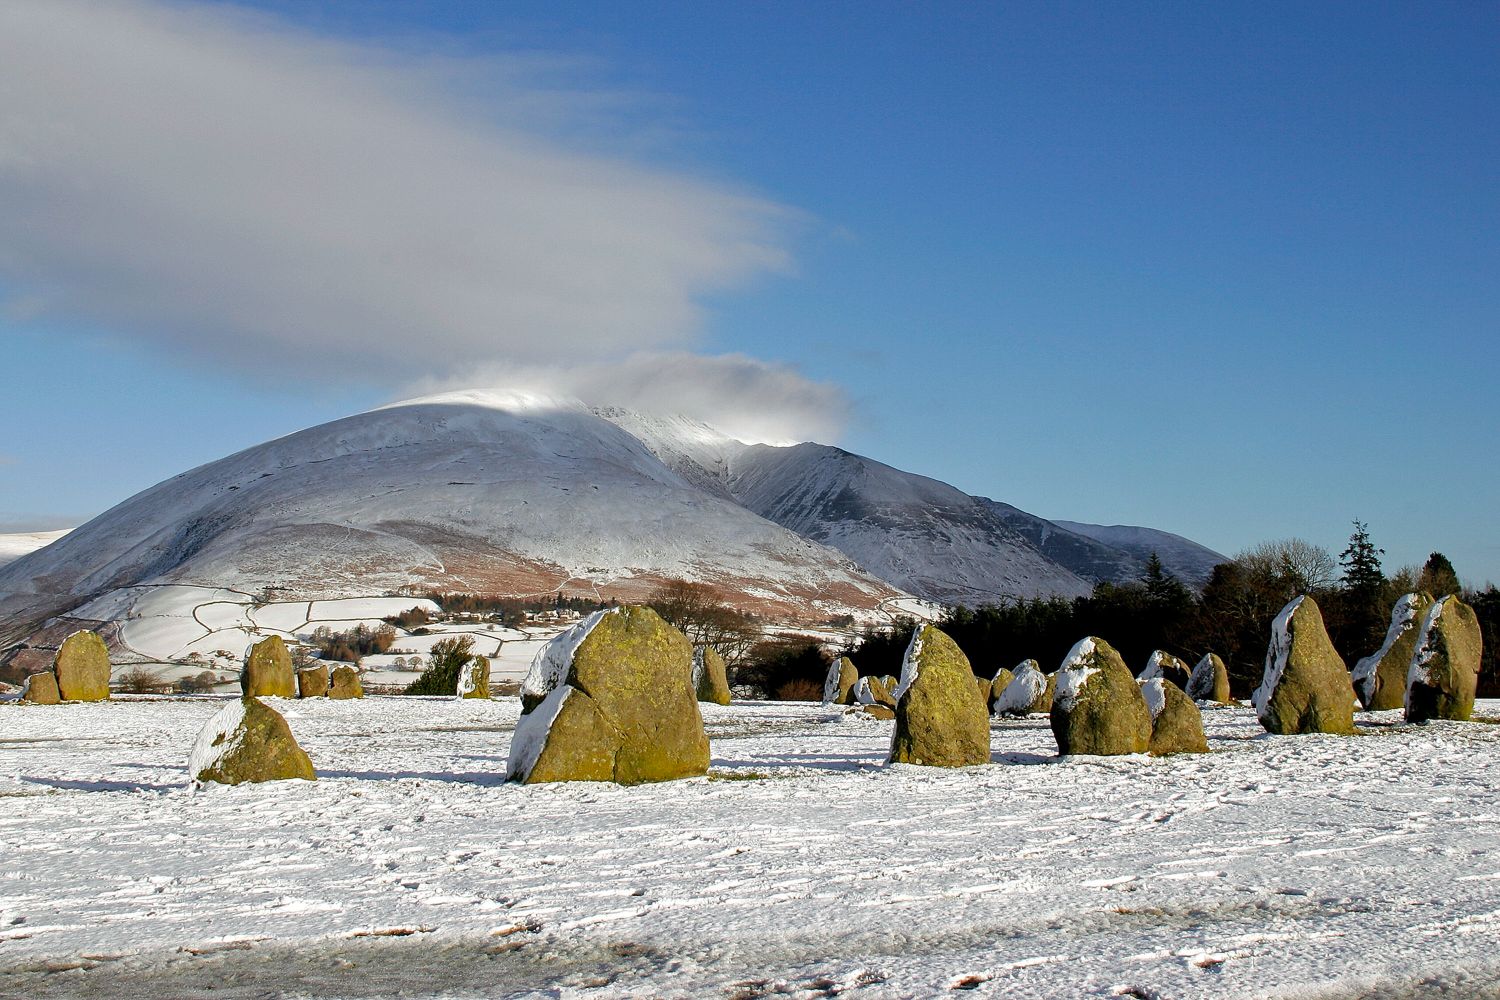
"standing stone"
241,636,296,699
1405,595,1483,723
1185,653,1233,704
54,631,111,702
457,657,490,699
823,656,859,706
507,606,709,785
1352,593,1434,711
296,664,329,698
328,665,363,700
879,675,898,691
975,675,992,707
189,696,315,785
20,671,61,705
992,660,1054,717
1049,637,1152,756
888,625,990,768
1139,650,1192,690
828,659,864,707
1139,678,1209,754
986,667,1015,712
854,674,896,709
1251,596,1356,735
692,646,732,705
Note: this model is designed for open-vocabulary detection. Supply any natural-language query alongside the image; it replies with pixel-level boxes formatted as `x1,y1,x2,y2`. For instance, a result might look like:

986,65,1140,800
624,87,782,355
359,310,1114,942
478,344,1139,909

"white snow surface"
1406,596,1454,695
892,626,926,701
0,529,70,569
3,697,1500,998
1139,677,1168,720
184,697,247,781
519,608,617,703
992,659,1045,716
1252,596,1305,718
1139,650,1169,681
1052,637,1100,711
1353,593,1424,702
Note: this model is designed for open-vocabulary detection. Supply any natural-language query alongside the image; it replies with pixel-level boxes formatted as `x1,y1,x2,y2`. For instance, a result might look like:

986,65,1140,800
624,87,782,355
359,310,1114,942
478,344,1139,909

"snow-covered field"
3,697,1499,999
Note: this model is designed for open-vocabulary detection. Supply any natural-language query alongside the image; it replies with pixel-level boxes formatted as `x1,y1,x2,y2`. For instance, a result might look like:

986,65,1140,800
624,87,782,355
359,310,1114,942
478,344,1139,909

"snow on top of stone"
692,646,708,690
505,685,573,782
1406,596,1453,695
1140,650,1168,681
455,658,483,698
1252,595,1305,716
821,657,842,705
853,676,877,705
1139,677,1168,720
992,659,1044,715
186,698,248,783
1053,637,1100,711
893,627,926,701
1352,592,1423,692
521,607,619,703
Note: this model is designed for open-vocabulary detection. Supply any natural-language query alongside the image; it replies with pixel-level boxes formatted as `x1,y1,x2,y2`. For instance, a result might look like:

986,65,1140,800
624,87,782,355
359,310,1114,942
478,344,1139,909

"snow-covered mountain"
0,530,70,570
0,392,1224,648
1052,520,1223,586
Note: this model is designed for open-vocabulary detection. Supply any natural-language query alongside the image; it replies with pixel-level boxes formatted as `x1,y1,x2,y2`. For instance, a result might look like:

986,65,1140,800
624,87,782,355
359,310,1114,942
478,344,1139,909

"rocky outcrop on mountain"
1050,638,1151,756
508,607,709,785
1405,596,1482,723
888,626,990,768
1251,597,1355,735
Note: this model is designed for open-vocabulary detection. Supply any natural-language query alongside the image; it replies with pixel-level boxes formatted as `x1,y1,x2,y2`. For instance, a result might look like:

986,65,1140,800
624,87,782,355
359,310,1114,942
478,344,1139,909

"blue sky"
1,1,1496,585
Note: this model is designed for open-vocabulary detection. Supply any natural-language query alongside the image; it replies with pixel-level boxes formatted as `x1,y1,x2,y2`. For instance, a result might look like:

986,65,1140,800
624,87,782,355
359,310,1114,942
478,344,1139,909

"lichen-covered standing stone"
20,671,61,705
1405,595,1482,723
986,668,1015,712
823,656,859,706
508,606,709,785
1139,678,1209,754
992,659,1054,717
458,657,490,699
296,664,329,698
692,646,732,705
1185,653,1232,704
328,664,363,700
54,631,111,702
1049,637,1152,756
888,626,990,768
1139,650,1192,689
1251,596,1355,735
241,636,296,699
854,674,896,709
189,697,315,785
1352,593,1434,711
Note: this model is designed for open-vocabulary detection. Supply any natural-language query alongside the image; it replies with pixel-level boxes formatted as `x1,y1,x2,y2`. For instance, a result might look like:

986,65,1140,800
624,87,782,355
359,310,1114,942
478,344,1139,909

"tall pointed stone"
54,631,111,702
888,625,990,767
1251,596,1355,735
1405,595,1482,723
241,635,296,699
1185,652,1232,704
692,646,732,705
823,656,858,706
1050,637,1151,756
1352,593,1434,711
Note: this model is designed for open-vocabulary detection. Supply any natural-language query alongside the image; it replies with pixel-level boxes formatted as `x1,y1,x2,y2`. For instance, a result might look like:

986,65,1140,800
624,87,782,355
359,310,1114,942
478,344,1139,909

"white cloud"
0,0,793,378
403,352,850,446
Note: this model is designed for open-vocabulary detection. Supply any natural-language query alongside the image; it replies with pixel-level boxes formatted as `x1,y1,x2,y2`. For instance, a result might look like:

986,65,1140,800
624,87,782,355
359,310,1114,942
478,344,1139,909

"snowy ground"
2,697,1499,999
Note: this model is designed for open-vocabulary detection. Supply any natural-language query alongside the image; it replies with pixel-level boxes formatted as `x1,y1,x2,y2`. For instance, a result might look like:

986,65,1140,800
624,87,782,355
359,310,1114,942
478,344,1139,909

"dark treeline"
404,591,616,628
845,526,1499,699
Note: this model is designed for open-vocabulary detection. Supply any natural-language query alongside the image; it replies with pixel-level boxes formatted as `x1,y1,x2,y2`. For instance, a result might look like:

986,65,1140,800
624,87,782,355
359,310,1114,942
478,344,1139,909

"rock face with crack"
457,657,490,700
328,664,363,700
1252,596,1355,735
297,664,329,698
1050,637,1151,756
888,625,990,768
992,659,1053,717
189,697,315,785
1186,652,1232,704
508,606,709,785
20,670,61,705
54,630,111,702
241,636,296,699
823,656,859,706
692,646,732,705
1352,592,1434,711
1139,677,1208,754
1405,595,1482,723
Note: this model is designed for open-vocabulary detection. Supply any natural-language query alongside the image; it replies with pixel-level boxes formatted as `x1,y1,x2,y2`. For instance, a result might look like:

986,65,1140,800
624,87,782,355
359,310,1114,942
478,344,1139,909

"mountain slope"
1051,520,1224,586
0,392,904,642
